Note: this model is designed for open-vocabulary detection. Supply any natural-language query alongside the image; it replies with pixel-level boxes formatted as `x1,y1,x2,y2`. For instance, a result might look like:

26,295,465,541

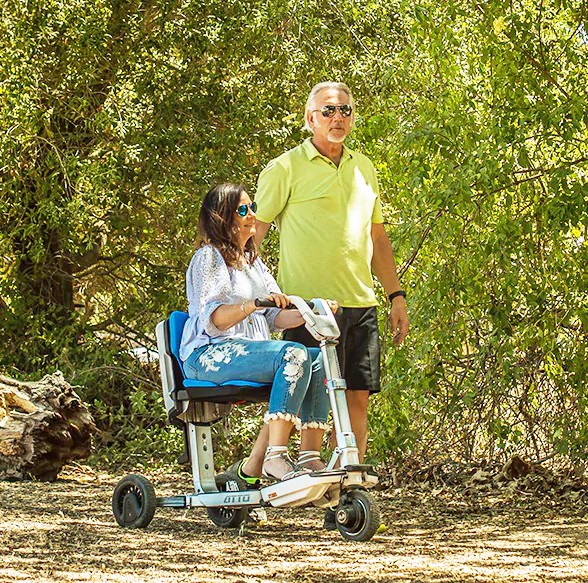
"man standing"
234,82,409,528
255,81,409,459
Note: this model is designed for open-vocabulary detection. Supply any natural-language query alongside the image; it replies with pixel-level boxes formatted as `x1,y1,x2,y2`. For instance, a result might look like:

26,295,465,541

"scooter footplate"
261,471,345,508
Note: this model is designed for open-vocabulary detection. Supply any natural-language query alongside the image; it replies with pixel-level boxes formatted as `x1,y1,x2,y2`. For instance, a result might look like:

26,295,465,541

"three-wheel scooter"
112,296,380,541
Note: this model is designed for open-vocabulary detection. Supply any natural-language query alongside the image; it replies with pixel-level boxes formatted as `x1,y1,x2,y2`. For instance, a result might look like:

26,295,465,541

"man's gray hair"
303,82,355,132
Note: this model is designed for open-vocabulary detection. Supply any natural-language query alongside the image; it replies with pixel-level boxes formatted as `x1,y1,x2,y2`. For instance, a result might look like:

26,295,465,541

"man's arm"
371,222,409,345
254,157,288,249
254,220,271,247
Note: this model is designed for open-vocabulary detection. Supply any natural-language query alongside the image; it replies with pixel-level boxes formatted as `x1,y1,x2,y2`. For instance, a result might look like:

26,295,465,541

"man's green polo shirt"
255,138,383,307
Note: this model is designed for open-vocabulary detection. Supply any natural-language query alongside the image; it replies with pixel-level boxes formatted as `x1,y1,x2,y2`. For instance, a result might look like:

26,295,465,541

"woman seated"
179,183,331,481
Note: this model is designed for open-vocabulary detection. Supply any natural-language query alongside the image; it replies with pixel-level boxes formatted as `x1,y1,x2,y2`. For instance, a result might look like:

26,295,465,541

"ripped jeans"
183,339,330,430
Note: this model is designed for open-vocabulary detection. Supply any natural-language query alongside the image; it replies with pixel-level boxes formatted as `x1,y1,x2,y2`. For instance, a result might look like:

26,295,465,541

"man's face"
307,88,354,145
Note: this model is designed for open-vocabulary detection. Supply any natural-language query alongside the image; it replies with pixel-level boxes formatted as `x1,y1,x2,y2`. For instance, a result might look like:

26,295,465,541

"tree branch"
398,209,445,279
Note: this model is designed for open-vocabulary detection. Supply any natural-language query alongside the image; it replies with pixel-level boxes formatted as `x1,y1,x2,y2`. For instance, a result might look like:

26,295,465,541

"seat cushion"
176,381,272,403
182,379,269,388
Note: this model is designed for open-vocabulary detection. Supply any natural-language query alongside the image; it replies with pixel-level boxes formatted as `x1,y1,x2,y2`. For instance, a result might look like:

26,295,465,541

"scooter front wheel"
336,489,380,542
206,473,249,528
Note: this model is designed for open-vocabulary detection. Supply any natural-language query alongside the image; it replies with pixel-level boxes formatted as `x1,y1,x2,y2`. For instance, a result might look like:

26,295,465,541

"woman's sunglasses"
312,104,353,118
236,201,257,217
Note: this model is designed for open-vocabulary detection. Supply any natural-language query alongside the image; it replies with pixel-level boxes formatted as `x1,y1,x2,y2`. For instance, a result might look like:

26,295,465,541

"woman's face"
234,190,257,248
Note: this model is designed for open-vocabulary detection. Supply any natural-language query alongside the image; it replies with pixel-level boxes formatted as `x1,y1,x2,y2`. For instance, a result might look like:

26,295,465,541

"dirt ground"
2,464,588,583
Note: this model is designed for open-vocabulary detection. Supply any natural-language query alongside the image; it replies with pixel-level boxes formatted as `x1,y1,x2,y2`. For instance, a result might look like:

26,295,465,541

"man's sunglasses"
312,104,353,118
236,201,257,217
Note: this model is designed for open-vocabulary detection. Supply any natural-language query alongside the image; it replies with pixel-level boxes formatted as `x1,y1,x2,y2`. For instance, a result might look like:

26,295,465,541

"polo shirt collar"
302,138,354,163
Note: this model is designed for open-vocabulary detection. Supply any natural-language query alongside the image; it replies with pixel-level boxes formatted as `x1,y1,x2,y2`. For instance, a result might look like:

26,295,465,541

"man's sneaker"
323,507,337,531
226,458,261,488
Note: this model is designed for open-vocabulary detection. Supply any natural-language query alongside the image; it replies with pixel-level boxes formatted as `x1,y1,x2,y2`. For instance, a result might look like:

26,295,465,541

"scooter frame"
112,297,380,541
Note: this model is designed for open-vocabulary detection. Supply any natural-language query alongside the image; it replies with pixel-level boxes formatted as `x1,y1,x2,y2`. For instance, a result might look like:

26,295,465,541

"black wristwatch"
388,290,407,302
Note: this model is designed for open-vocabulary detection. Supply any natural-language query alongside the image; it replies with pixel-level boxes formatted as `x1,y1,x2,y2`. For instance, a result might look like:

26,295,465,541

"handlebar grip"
254,298,315,309
254,298,278,308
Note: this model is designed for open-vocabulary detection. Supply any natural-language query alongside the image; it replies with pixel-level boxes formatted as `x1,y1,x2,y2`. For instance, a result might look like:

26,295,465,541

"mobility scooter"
112,296,380,541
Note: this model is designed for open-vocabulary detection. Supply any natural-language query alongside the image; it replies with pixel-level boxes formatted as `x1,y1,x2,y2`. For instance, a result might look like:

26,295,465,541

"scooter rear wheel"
112,474,157,528
336,489,380,542
206,473,249,528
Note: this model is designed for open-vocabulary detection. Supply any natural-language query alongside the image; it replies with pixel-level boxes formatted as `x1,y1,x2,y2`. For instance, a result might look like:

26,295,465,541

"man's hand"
389,297,409,346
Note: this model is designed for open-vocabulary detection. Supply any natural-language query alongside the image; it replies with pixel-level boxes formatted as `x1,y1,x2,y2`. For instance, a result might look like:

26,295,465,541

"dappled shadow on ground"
1,466,588,583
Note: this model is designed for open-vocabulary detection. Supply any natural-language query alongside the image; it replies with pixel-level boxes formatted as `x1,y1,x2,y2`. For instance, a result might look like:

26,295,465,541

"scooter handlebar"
254,297,315,309
254,297,342,316
259,295,341,341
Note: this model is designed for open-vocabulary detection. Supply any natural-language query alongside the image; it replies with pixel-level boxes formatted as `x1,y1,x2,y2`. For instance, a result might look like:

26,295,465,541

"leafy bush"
1,0,586,471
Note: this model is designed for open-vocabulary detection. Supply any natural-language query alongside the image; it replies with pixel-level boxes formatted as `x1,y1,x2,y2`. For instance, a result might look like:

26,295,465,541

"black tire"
112,474,157,529
206,472,249,528
335,489,380,542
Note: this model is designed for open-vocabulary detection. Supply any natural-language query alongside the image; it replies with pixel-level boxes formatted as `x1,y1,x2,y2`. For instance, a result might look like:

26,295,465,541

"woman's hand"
259,292,291,309
325,299,339,314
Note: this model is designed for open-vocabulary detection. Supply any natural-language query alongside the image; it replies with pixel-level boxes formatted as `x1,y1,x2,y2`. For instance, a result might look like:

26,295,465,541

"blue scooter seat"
165,311,271,404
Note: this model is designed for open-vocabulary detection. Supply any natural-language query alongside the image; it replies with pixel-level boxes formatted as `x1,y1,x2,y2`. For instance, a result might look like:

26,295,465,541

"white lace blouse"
179,245,282,362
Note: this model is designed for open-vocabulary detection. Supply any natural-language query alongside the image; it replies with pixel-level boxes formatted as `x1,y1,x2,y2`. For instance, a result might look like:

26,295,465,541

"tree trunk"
0,371,96,481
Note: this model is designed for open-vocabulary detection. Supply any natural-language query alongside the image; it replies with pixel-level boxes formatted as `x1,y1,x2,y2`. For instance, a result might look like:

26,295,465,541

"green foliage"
0,0,586,469
372,0,588,463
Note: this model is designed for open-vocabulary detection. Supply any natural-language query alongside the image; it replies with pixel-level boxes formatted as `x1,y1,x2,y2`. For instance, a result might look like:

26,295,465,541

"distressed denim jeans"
183,339,330,429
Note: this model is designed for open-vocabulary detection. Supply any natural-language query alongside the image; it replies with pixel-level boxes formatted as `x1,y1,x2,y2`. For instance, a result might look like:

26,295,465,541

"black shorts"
283,306,380,393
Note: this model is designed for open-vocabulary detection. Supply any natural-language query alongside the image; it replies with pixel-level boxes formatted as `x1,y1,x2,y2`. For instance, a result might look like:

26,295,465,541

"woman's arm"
211,292,299,331
273,297,338,330
273,309,304,330
187,246,240,337
211,300,259,331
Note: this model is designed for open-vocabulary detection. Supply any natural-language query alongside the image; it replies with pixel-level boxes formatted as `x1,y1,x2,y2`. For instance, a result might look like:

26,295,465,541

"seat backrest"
156,311,191,425
168,310,189,376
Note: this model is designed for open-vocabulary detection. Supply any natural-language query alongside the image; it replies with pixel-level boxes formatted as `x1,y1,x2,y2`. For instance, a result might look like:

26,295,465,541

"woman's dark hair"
198,182,258,267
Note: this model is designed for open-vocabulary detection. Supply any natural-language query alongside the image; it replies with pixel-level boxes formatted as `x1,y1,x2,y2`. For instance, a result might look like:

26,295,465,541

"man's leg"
329,388,370,463
345,389,370,463
342,307,379,463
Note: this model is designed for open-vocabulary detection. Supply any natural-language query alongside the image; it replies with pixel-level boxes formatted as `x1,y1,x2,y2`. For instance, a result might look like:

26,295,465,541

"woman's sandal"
262,446,311,481
297,450,327,472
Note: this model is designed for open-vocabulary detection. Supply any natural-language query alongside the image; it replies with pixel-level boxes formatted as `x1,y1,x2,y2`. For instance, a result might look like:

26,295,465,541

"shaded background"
1,0,586,470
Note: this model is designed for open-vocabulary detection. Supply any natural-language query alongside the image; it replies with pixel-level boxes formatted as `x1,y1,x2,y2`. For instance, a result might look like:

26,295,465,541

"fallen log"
0,371,96,481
